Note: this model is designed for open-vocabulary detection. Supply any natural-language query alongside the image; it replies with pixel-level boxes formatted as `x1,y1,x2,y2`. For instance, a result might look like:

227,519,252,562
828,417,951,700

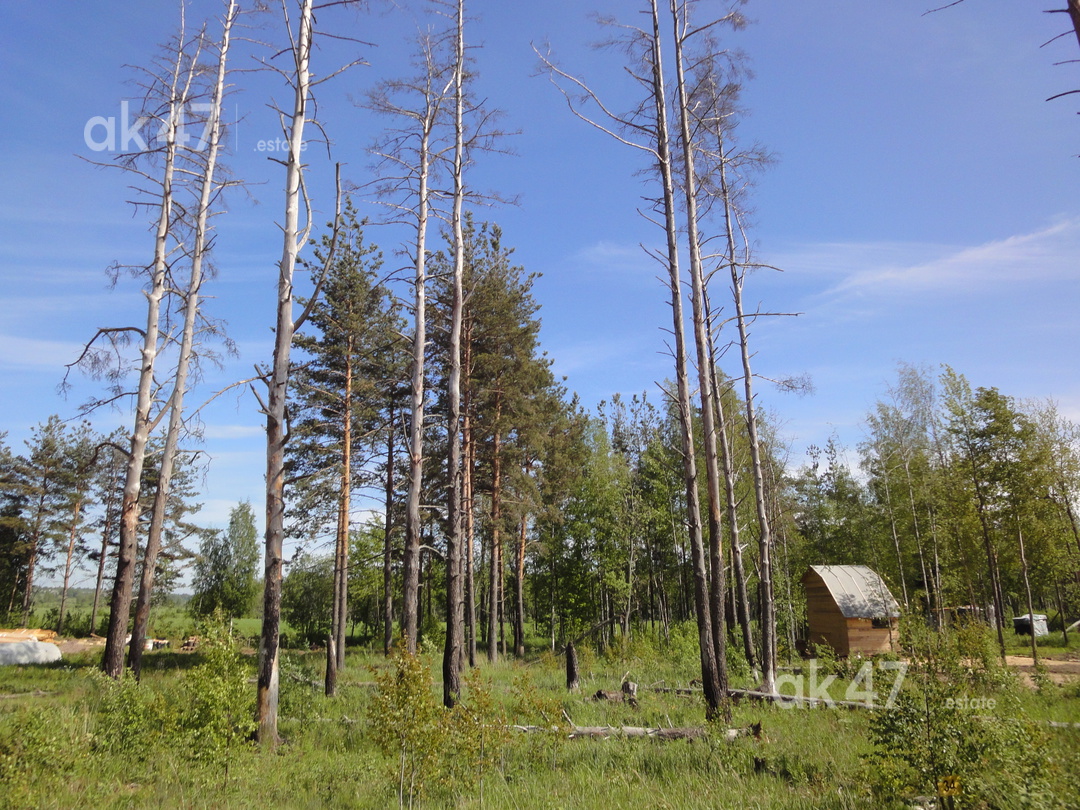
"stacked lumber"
0,628,58,644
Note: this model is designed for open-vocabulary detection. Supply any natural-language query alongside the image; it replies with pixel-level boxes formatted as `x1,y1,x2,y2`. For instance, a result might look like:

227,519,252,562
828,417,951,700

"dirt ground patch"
53,636,106,656
1005,654,1080,686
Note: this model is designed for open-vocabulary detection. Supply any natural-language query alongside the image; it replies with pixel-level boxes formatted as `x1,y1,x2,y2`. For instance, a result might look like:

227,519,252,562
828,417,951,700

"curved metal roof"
806,565,900,619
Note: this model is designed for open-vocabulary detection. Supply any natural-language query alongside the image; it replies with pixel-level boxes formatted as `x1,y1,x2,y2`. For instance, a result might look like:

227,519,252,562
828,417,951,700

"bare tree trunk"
90,516,111,634
705,314,758,676
488,407,502,664
714,126,777,694
1017,523,1039,667
324,634,337,696
258,0,314,746
57,497,85,636
130,2,237,679
20,486,51,629
669,0,729,716
464,366,477,666
880,475,910,609
103,28,194,678
335,340,353,672
647,0,722,720
442,0,467,708
514,511,527,658
403,118,434,658
566,640,580,691
383,400,396,656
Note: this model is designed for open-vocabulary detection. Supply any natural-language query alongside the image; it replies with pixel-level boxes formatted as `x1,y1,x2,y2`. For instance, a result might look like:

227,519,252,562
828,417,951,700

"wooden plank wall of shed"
805,576,850,656
846,618,898,655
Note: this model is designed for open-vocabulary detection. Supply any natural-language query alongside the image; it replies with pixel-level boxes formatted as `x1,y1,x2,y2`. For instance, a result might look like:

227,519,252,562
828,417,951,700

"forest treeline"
4,205,1079,691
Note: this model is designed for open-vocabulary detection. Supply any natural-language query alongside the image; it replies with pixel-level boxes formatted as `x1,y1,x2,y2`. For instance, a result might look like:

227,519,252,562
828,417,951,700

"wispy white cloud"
810,218,1080,300
570,240,661,283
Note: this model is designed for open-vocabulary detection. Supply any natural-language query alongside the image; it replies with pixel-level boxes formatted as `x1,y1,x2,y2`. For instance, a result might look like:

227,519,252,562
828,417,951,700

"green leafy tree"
281,552,334,645
190,501,259,619
0,432,27,623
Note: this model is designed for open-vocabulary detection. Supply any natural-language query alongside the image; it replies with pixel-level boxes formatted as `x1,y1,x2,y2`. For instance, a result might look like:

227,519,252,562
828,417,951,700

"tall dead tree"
129,0,239,680
63,12,202,679
707,84,778,696
667,0,748,719
442,0,467,707
680,17,791,694
367,18,456,655
255,0,353,745
536,0,725,720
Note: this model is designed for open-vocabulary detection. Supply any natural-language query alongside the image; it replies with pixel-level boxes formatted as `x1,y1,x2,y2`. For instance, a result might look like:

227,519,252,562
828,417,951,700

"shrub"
93,617,255,772
368,648,446,807
864,621,1060,807
177,618,257,765
0,706,89,793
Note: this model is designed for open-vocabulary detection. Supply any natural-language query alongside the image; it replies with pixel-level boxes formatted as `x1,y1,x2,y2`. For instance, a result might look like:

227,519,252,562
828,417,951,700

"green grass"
1,630,1077,810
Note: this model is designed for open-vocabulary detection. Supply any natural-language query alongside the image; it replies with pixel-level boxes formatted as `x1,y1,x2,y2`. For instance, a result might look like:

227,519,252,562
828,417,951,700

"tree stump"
566,640,580,692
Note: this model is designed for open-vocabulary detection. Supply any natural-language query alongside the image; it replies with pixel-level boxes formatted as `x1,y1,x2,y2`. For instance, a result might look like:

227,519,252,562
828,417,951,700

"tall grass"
0,623,1077,809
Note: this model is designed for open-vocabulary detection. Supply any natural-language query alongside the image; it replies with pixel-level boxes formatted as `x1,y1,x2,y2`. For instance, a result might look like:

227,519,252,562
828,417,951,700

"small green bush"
864,621,1062,807
0,705,89,791
93,617,255,771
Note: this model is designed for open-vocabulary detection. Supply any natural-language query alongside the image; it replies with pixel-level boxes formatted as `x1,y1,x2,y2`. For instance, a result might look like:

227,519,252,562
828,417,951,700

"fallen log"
648,686,699,697
511,721,762,742
728,688,874,710
569,725,705,740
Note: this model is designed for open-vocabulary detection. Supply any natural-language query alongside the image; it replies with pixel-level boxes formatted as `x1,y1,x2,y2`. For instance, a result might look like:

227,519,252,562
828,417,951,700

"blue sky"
2,1,1078,566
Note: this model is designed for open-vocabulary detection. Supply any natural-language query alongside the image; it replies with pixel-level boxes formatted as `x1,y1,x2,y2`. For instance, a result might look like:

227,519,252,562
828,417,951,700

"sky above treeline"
2,1,1078,564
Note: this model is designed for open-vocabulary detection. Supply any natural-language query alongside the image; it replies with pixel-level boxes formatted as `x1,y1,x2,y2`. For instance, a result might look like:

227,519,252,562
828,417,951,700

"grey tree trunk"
258,0,315,746
647,0,723,720
57,497,85,636
487,413,503,664
1017,523,1039,667
669,0,729,716
443,0,466,708
383,400,396,656
130,1,237,680
103,28,195,679
402,128,431,654
714,130,777,695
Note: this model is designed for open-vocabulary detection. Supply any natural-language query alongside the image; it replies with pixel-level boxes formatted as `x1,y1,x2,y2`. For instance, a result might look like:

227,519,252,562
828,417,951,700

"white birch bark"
442,0,466,707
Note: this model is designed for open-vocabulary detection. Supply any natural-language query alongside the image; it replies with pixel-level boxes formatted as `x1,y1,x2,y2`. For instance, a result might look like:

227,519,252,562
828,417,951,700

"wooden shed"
802,565,900,656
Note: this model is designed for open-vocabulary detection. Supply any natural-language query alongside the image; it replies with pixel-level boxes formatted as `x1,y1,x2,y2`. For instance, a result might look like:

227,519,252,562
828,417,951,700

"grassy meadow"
1,619,1078,809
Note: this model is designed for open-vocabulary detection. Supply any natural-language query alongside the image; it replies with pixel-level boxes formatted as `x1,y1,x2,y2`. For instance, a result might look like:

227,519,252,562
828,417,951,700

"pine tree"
288,201,405,677
13,417,83,627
